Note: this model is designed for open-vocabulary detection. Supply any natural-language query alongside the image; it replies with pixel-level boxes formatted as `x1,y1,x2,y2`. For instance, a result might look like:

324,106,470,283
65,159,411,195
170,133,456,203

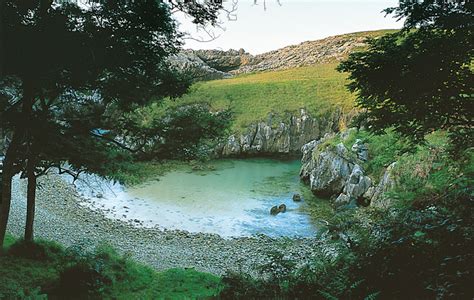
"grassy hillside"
165,63,356,131
0,235,222,299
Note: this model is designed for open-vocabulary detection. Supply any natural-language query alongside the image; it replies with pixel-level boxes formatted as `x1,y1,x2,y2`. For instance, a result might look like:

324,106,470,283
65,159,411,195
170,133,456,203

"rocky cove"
213,100,397,209
5,124,398,277
6,170,332,277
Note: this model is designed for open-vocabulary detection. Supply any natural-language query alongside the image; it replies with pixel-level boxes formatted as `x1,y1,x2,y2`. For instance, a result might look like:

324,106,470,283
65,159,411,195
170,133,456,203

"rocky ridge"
172,30,392,80
233,32,372,74
169,50,232,81
300,129,398,208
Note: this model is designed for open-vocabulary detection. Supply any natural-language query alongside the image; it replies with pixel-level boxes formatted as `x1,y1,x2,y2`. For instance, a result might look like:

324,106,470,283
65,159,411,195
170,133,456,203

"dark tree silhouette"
338,0,473,146
0,0,221,246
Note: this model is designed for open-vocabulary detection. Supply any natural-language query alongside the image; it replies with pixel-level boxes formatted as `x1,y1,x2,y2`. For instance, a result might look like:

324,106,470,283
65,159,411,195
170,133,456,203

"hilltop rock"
232,32,381,74
193,49,254,72
173,30,391,80
169,50,232,81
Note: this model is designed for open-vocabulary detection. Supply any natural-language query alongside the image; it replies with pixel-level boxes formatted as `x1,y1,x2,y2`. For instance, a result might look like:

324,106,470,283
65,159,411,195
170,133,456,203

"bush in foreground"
0,238,222,299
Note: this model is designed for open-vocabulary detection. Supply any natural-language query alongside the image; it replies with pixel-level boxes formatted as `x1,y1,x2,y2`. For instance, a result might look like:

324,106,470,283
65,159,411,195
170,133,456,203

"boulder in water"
278,204,287,213
270,206,280,215
270,204,287,215
292,194,302,202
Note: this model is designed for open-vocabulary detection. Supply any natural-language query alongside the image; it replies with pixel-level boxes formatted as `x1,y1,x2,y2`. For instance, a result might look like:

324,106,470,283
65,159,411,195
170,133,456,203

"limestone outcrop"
217,109,350,156
169,51,232,81
299,130,398,207
363,162,398,209
335,164,372,206
192,49,255,72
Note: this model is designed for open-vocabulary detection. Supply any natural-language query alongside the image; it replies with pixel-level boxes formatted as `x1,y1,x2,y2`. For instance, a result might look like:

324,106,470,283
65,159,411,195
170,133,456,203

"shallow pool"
74,159,318,238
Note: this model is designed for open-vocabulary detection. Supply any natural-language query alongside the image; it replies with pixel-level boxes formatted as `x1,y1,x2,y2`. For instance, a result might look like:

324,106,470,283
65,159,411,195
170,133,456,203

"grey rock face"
233,33,374,74
300,131,398,208
366,162,398,209
300,139,320,175
335,164,372,206
193,49,254,72
172,31,385,81
351,139,369,161
306,142,354,197
219,109,348,157
169,51,232,81
300,131,393,207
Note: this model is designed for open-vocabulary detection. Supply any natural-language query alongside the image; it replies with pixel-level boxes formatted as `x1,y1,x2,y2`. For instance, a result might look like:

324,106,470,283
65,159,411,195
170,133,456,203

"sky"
178,0,403,54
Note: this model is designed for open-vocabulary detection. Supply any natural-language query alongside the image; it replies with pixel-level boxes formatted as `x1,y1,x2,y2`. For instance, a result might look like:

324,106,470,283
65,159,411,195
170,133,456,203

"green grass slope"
167,63,355,131
162,30,397,132
0,235,222,299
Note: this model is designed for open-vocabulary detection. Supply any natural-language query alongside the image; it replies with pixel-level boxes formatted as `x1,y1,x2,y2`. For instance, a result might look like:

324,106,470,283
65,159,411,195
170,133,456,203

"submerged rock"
270,204,287,215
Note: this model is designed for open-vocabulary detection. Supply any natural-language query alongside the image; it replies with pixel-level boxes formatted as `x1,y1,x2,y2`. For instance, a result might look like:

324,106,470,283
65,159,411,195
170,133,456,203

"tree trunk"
0,81,34,248
24,159,36,242
0,0,5,78
0,145,16,249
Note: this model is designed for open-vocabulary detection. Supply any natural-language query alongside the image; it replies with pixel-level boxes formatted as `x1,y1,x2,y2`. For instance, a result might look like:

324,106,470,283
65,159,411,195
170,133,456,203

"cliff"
216,109,355,157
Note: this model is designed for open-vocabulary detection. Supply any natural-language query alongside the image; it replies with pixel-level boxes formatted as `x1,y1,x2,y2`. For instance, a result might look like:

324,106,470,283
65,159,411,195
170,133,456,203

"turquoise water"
77,159,317,237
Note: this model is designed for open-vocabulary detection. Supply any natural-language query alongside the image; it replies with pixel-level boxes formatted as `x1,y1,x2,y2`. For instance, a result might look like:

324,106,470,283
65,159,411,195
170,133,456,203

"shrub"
7,239,64,261
56,261,111,299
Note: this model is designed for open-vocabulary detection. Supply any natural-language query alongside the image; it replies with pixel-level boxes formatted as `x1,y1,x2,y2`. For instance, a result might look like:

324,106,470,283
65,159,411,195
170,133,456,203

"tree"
120,103,232,160
0,0,222,247
338,0,473,146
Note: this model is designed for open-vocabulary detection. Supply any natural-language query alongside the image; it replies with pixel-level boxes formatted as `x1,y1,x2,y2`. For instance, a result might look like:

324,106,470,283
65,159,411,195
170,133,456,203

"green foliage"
2,233,16,250
1,0,192,170
362,130,408,179
117,268,222,299
387,131,463,207
0,238,223,299
220,130,474,299
121,103,232,161
350,200,474,299
7,239,64,262
338,1,473,147
0,239,62,299
384,0,473,30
